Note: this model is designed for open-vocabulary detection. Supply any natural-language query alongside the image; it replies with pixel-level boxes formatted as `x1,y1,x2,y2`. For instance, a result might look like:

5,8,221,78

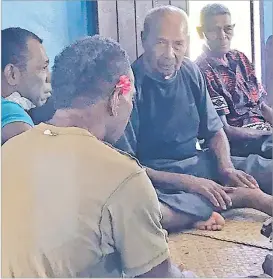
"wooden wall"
96,0,189,62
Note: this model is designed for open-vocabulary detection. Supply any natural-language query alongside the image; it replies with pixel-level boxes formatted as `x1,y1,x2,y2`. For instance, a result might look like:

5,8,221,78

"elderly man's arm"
2,122,32,144
260,102,273,126
1,100,34,144
220,115,271,141
146,167,232,210
208,128,259,189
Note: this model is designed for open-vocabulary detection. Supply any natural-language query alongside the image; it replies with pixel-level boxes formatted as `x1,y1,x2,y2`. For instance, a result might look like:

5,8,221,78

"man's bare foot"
194,212,225,231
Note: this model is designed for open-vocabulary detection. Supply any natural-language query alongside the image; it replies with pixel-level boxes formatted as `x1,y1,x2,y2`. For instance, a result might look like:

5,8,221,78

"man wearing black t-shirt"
115,5,272,231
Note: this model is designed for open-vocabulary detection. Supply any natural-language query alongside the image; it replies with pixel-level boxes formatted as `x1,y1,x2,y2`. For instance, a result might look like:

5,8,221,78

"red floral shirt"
196,49,267,127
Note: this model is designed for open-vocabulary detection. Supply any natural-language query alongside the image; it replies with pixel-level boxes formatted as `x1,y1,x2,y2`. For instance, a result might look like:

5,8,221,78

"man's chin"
159,69,176,79
36,98,49,107
217,47,230,55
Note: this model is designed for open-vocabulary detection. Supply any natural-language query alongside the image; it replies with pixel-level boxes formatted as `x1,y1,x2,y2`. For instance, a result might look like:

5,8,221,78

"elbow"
221,124,236,141
222,123,232,135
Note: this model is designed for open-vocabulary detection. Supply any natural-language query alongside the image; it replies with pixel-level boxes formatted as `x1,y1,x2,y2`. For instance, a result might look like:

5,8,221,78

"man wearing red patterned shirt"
195,3,272,158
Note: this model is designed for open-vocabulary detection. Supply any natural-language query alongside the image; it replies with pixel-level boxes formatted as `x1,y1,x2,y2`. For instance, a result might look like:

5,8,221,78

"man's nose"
164,44,175,59
46,71,51,83
218,28,226,40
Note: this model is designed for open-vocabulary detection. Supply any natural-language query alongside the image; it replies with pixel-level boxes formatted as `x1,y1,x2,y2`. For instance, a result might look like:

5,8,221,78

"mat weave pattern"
184,220,272,250
168,209,272,277
169,234,269,278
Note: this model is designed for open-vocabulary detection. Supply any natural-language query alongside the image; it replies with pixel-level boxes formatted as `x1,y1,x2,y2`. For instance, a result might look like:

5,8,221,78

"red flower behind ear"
116,75,131,95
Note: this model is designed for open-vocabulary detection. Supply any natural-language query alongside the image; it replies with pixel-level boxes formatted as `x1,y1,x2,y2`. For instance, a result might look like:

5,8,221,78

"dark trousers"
143,150,272,221
230,135,272,159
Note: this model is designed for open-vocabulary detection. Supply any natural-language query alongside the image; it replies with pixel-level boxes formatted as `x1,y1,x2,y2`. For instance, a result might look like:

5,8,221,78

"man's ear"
196,26,204,39
108,88,120,117
4,64,21,86
141,31,147,50
141,31,145,44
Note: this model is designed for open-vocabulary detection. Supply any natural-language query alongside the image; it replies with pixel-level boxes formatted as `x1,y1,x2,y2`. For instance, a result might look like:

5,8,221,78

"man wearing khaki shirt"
2,36,194,278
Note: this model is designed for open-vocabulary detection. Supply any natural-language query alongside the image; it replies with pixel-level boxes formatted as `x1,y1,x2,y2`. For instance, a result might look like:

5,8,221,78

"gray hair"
200,3,231,26
143,5,189,39
52,35,130,109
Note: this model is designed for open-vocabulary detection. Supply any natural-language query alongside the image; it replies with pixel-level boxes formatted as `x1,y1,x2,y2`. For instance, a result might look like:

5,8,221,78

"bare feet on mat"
194,212,225,231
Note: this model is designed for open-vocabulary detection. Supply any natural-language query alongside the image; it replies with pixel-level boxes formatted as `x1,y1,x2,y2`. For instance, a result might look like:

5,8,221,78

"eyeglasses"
204,24,235,37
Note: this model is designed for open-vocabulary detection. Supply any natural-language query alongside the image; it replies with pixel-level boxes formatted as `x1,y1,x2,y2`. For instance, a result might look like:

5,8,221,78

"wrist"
218,166,235,182
172,174,201,192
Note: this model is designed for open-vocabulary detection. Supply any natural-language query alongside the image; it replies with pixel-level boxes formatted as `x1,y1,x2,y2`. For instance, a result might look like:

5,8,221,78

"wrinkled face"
106,68,136,144
201,14,234,55
18,38,52,107
142,12,189,78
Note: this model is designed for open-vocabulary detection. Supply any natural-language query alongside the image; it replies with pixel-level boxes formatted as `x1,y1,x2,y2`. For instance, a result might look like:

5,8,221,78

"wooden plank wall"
97,0,189,62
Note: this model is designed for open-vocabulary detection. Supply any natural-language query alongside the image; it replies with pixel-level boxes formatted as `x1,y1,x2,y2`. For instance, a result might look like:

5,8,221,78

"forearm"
224,125,271,141
2,122,32,145
260,102,273,125
146,167,198,192
208,129,234,172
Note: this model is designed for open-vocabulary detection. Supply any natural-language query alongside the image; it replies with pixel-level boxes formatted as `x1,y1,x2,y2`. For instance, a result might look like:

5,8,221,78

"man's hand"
260,102,273,126
220,168,259,189
185,176,234,210
146,168,235,210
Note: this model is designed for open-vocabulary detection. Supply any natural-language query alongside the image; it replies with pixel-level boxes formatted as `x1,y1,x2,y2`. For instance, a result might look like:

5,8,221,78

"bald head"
143,5,189,40
141,5,189,78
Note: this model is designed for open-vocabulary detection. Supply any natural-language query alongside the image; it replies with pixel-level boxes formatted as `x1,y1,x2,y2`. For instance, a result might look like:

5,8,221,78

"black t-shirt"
116,56,223,162
28,97,56,125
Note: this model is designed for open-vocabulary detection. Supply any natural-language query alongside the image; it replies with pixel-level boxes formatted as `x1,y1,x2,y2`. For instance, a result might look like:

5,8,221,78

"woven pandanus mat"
222,209,270,223
169,233,270,278
184,209,272,250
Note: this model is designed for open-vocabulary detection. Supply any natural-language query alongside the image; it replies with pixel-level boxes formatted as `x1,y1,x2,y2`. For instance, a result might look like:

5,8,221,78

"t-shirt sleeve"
195,67,224,140
105,170,169,277
1,100,34,128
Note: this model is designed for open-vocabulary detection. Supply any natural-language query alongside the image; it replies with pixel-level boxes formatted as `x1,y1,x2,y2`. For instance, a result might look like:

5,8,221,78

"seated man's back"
2,123,168,277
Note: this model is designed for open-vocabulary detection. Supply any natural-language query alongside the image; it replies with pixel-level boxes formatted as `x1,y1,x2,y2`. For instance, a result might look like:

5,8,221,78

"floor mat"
169,234,270,278
184,220,272,250
184,209,272,250
222,208,269,223
169,209,272,277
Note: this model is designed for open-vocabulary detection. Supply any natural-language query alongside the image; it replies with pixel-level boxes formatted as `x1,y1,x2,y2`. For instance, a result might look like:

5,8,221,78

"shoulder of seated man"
180,57,201,74
103,140,144,172
229,49,251,64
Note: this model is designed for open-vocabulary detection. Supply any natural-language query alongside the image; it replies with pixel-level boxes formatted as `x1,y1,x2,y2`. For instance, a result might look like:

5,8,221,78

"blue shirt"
115,56,223,163
1,98,34,128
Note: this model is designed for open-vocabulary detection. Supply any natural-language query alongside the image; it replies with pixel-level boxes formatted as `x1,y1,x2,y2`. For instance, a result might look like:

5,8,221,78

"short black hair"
51,35,131,109
1,27,43,71
200,3,231,26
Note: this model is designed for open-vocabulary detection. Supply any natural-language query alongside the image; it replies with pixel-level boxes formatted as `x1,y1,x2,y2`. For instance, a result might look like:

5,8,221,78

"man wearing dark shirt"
116,5,272,231
195,3,272,158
